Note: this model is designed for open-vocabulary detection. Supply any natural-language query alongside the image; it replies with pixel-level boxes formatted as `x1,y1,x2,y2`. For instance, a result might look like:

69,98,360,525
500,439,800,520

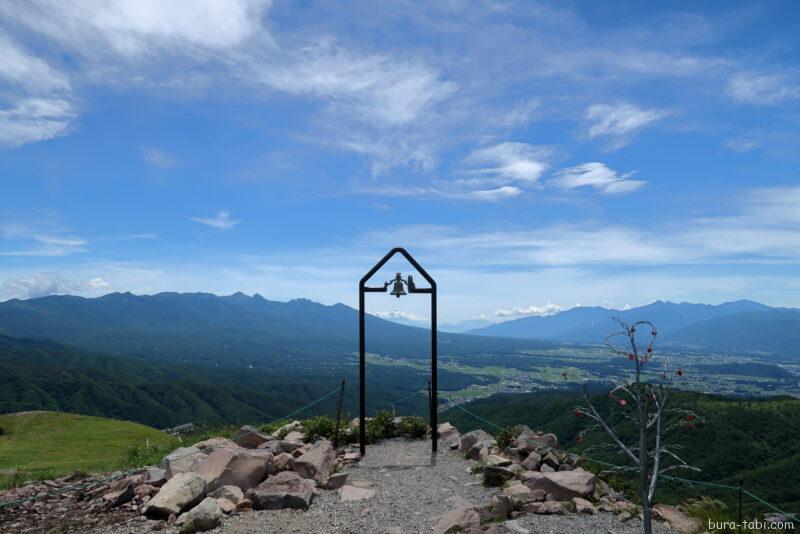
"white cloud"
0,0,270,58
0,98,75,146
724,138,758,152
251,38,458,127
374,310,426,321
1,272,110,299
0,222,87,256
0,32,70,91
467,186,522,201
585,103,668,148
494,302,565,317
550,162,646,194
727,73,799,105
142,146,177,168
190,211,241,229
465,142,549,184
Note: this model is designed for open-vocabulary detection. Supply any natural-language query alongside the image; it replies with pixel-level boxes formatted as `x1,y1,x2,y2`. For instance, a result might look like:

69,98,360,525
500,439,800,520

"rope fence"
450,402,799,524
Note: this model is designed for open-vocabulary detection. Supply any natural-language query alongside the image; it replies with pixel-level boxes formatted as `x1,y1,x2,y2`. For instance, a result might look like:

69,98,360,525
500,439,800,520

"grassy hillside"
0,411,177,483
442,388,800,516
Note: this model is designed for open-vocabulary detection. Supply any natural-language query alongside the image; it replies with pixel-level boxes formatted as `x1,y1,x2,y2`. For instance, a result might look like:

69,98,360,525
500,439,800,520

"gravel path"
105,439,676,534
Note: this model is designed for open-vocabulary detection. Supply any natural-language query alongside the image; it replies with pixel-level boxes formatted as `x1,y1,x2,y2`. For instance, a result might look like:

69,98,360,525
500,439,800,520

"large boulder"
192,437,239,455
272,420,301,438
524,469,596,500
459,429,493,452
437,422,461,448
516,432,557,455
484,465,516,486
257,440,299,455
192,449,271,492
246,471,315,510
143,472,207,519
521,451,541,471
174,497,222,533
293,440,335,483
653,504,701,534
433,505,480,534
232,426,274,449
467,440,492,461
207,485,245,505
161,447,208,479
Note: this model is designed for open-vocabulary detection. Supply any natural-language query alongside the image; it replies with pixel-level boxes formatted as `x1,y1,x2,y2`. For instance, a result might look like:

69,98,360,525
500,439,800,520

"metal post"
427,379,432,423
359,286,366,457
738,478,743,534
431,284,438,453
334,379,346,448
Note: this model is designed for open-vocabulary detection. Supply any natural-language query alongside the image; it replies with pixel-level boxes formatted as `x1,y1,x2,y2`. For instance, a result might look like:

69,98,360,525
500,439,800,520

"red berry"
619,400,627,407
628,354,635,360
687,414,696,421
687,423,695,430
574,410,582,417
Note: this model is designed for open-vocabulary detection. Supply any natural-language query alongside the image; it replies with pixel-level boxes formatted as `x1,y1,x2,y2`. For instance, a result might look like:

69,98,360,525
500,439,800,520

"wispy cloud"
467,186,523,202
464,142,550,184
585,103,668,148
0,221,87,256
727,72,799,105
374,310,426,321
190,211,241,230
550,162,646,194
494,302,564,317
141,146,177,168
724,137,759,152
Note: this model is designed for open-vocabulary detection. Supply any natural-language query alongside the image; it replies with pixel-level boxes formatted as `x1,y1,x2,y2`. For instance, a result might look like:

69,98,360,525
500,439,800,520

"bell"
390,272,406,298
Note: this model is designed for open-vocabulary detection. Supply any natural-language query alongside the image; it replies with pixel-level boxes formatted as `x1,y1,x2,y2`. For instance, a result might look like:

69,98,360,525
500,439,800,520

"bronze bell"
390,272,406,297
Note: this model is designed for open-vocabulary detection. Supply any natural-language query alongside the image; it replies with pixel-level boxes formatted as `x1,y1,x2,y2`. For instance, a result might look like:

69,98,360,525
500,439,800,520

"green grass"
0,411,178,488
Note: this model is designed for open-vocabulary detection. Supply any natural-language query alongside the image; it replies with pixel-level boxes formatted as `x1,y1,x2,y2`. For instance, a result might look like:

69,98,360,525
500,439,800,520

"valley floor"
99,439,673,534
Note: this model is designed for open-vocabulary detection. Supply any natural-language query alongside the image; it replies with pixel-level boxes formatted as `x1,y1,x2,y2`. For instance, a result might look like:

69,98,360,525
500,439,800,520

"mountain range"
466,299,800,356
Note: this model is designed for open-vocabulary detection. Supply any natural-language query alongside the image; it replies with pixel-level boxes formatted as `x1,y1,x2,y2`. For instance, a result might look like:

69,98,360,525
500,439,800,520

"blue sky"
1,0,799,324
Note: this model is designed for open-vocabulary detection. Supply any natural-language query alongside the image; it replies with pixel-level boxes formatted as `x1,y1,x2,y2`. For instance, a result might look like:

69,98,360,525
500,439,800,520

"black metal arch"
359,247,437,456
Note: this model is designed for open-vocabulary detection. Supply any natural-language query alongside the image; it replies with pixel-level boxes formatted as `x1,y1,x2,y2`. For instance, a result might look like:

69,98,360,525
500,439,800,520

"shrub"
301,416,336,443
395,417,428,438
496,426,522,450
366,409,397,443
116,438,175,470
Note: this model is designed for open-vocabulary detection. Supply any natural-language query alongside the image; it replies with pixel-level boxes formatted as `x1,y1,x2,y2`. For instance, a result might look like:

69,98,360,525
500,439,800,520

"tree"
572,318,702,534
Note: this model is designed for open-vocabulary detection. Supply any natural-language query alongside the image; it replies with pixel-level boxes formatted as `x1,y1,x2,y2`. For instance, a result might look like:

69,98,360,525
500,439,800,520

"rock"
520,501,566,515
516,431,558,454
174,497,222,533
433,505,480,534
144,466,167,487
257,440,298,455
207,485,244,505
652,504,701,533
342,452,360,461
557,464,575,472
485,454,512,467
489,494,512,521
103,482,134,507
232,426,274,449
484,465,516,486
503,519,531,534
573,497,597,514
599,502,618,513
618,511,633,522
143,472,207,519
437,422,461,448
467,440,492,461
284,431,304,444
161,447,208,479
151,520,167,531
339,484,376,501
521,452,541,471
502,482,531,497
459,429,493,452
539,464,555,473
272,420,301,438
191,449,270,492
216,498,236,514
322,472,348,490
293,439,335,483
134,484,159,499
525,469,596,500
192,437,239,455
541,451,560,469
246,471,315,510
273,452,295,471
